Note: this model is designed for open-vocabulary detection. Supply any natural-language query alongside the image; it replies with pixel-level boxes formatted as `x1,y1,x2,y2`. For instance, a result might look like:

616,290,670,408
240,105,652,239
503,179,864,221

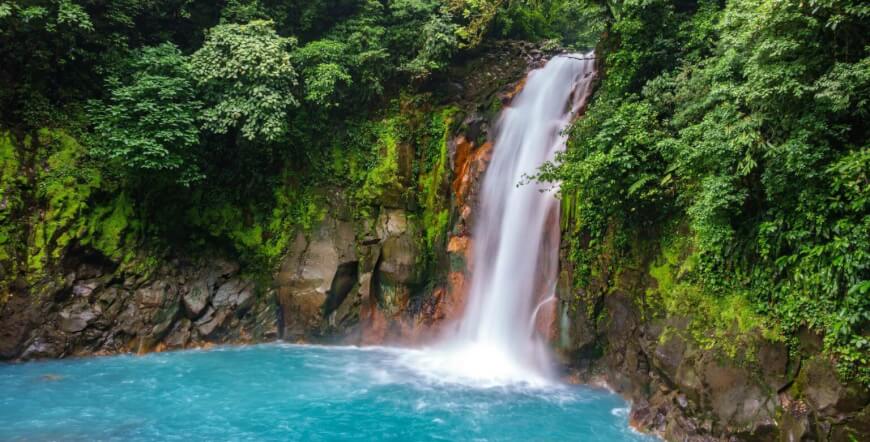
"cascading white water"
401,54,596,387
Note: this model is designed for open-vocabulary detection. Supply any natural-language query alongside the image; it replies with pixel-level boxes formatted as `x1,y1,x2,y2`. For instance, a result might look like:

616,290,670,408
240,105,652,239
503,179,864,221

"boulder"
116,302,142,335
212,258,240,278
182,278,210,318
702,359,776,432
136,284,165,308
149,300,179,339
653,330,686,382
800,356,870,416
378,235,420,285
59,304,97,333
375,209,421,285
95,287,127,322
756,338,790,392
72,280,99,298
164,319,191,348
275,210,358,337
235,288,254,313
195,307,229,338
20,338,61,360
213,278,254,310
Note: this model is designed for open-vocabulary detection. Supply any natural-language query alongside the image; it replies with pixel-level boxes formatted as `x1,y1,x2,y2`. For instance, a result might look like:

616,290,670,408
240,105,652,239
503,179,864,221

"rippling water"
0,344,656,441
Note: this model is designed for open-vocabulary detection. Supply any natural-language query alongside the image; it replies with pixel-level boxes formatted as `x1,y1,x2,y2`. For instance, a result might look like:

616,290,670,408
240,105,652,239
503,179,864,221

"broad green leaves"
192,20,299,143
90,43,202,185
548,0,870,384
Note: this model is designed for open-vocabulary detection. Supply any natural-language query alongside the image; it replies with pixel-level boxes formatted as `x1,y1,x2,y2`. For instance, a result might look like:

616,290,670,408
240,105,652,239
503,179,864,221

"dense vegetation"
0,0,867,386
0,0,595,275
542,0,869,384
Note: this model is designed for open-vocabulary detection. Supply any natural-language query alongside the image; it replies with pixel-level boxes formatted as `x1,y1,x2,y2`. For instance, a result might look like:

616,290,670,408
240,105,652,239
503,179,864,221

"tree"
90,43,202,186
448,0,505,47
191,20,299,143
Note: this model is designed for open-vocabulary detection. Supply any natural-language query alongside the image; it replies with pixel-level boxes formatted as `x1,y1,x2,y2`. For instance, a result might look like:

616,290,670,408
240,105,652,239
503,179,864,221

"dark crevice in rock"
323,261,359,318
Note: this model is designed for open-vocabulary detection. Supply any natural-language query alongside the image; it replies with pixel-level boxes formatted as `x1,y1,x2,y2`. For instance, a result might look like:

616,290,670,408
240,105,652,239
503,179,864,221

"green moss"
81,193,138,262
184,178,326,270
419,106,458,256
0,132,22,262
355,116,403,214
26,129,103,280
262,181,325,260
0,131,24,298
645,232,782,360
0,129,143,286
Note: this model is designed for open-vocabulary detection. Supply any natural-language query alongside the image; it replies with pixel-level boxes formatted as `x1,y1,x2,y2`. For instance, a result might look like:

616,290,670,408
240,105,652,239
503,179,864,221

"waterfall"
402,53,596,387
453,53,595,383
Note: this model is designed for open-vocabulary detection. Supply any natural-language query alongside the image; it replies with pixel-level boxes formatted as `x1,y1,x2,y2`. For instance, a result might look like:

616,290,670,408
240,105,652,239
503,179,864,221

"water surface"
0,344,656,441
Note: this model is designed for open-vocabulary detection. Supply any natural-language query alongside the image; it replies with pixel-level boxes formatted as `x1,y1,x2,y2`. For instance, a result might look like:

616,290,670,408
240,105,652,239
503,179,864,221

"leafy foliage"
192,20,299,143
543,0,870,383
2,0,867,388
90,43,202,185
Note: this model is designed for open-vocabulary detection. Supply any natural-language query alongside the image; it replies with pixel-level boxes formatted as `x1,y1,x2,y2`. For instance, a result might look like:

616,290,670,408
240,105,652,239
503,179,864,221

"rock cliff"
0,41,549,359
555,229,870,441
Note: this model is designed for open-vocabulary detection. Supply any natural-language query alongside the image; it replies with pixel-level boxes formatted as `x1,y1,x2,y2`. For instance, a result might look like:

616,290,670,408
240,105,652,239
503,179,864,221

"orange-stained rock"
452,138,493,209
447,234,474,273
360,302,388,345
502,77,527,104
460,205,472,221
428,287,448,322
451,136,473,203
447,235,469,254
444,271,469,320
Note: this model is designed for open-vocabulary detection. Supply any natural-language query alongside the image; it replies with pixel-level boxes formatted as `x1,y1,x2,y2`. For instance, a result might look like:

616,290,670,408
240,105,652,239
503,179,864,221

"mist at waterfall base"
406,53,597,387
0,344,655,441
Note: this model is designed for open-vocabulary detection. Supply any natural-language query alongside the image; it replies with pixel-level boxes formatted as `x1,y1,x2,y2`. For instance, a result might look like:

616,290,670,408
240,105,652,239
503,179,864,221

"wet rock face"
59,303,97,333
800,356,870,416
275,202,359,339
376,210,421,286
182,279,210,318
273,197,429,341
0,42,560,360
558,246,870,442
0,255,277,360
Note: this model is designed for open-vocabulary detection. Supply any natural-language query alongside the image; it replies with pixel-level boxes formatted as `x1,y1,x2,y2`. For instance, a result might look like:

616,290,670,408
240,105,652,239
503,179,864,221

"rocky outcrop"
275,193,358,339
268,41,556,345
0,252,276,360
0,41,557,360
556,237,870,441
